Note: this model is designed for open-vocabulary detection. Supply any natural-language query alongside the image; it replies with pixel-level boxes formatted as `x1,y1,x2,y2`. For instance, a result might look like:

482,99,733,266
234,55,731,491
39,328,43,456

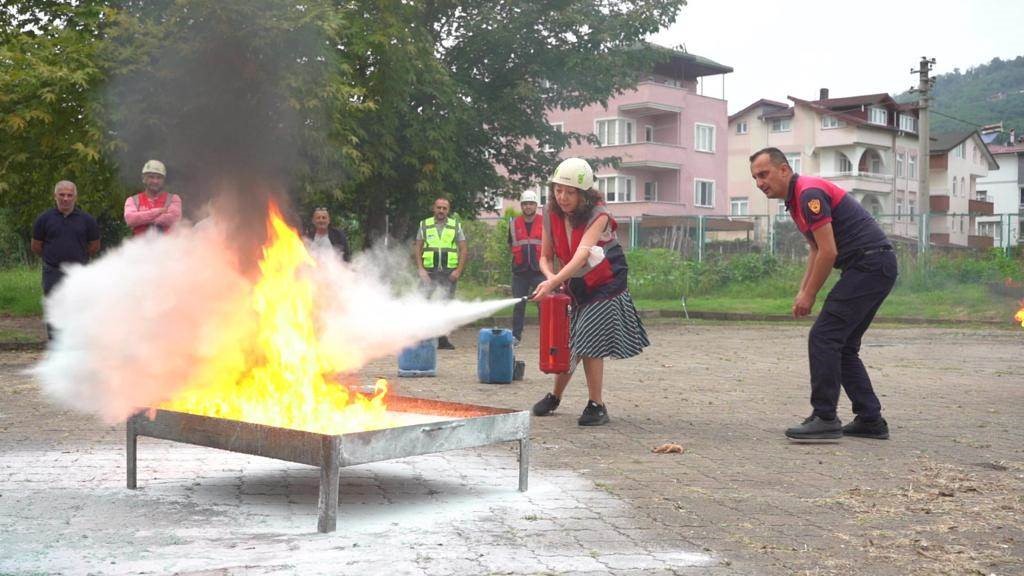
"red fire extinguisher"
539,291,571,374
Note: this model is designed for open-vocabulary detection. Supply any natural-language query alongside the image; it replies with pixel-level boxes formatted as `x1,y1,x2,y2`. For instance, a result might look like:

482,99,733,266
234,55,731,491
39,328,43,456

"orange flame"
1015,300,1024,328
160,202,395,434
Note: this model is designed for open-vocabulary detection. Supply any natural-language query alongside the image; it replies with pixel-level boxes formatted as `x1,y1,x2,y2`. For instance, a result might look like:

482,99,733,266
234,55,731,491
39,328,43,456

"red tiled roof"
728,99,790,123
814,93,895,108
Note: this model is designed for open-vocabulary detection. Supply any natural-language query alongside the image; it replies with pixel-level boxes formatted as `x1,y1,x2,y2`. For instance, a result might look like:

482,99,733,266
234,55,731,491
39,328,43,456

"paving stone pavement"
1,320,1022,575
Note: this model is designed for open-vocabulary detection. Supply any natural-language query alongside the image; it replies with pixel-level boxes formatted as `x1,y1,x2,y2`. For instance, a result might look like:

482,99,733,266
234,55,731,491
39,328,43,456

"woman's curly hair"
546,184,603,228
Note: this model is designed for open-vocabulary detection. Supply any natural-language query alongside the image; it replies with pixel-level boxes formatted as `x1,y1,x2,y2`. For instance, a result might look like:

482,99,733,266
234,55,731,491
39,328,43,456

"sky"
650,0,1024,116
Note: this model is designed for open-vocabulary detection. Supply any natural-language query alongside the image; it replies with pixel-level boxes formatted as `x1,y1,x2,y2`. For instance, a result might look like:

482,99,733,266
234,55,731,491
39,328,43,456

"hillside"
897,55,1024,142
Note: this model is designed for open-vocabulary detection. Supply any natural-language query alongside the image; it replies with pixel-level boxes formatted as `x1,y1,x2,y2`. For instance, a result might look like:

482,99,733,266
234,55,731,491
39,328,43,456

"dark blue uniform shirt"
786,174,890,269
32,207,100,270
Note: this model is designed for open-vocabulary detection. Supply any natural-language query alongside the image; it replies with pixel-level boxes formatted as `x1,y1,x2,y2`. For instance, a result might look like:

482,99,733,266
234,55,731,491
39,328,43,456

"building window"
952,177,957,197
870,154,883,174
909,153,917,178
899,114,917,132
595,118,634,146
896,152,905,177
954,142,966,159
543,122,563,152
770,118,791,133
694,179,715,208
962,177,967,198
534,186,548,206
597,175,634,203
786,153,801,174
731,197,749,216
644,125,654,143
896,198,904,220
736,121,748,134
695,123,716,152
822,115,844,129
976,189,988,202
643,180,658,202
838,153,853,173
868,107,888,125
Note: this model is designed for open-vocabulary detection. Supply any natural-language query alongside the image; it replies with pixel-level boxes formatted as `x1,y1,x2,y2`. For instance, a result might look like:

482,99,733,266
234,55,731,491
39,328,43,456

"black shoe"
532,393,560,416
842,416,889,439
578,400,609,426
785,415,842,441
437,337,455,350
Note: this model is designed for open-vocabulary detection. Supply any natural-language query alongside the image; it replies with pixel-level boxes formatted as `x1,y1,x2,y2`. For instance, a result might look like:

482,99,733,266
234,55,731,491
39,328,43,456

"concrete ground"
1,320,1022,575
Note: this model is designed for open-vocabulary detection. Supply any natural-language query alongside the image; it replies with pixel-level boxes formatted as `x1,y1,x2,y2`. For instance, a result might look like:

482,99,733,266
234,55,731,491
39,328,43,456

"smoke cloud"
32,220,519,423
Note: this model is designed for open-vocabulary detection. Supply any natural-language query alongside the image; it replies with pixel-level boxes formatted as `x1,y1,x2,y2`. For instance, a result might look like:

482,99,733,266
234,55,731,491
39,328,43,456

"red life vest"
546,204,627,303
131,192,172,236
510,215,543,272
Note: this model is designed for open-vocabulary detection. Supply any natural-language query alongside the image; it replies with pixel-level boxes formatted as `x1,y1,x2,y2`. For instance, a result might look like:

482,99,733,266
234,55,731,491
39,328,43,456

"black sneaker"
437,337,455,350
842,416,889,439
578,400,609,426
785,415,842,441
532,393,560,416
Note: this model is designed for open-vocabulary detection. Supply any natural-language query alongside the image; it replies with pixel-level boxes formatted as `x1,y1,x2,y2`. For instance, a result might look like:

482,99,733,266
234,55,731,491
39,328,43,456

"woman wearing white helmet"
530,158,649,426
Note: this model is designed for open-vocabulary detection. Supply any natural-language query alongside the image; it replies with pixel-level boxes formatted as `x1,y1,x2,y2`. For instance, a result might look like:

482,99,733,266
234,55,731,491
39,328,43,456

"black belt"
859,246,893,257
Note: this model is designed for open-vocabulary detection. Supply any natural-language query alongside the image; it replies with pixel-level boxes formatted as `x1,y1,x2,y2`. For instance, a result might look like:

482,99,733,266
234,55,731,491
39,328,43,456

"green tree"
2,0,687,256
0,2,125,255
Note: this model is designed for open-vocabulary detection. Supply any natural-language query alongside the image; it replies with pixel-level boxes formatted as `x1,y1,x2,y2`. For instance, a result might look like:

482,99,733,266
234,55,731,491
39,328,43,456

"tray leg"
518,438,530,492
317,436,341,533
127,418,138,489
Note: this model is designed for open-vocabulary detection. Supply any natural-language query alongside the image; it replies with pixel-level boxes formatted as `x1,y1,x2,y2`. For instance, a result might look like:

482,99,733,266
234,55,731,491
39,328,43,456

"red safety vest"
546,204,625,299
131,192,173,236
510,215,543,272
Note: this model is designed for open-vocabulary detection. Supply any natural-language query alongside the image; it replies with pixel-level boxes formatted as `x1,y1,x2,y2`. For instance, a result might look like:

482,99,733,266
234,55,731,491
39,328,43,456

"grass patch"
0,265,42,317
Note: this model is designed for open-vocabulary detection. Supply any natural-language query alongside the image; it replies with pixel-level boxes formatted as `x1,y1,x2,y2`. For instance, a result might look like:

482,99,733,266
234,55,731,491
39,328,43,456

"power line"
929,108,988,130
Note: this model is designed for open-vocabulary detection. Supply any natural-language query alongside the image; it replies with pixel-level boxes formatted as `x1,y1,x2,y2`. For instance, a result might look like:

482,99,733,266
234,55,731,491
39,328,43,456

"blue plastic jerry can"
477,328,514,384
398,338,438,377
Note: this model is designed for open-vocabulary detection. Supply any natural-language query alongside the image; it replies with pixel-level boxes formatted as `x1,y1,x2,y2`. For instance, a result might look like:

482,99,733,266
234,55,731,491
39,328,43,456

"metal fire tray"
126,395,531,532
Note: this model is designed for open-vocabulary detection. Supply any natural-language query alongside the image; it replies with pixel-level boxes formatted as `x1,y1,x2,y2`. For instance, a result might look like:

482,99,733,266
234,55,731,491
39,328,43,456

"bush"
461,218,511,289
0,208,31,267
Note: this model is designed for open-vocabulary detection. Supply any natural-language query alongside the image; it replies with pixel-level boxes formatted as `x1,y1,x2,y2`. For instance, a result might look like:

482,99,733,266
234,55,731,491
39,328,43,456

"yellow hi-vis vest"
421,217,460,271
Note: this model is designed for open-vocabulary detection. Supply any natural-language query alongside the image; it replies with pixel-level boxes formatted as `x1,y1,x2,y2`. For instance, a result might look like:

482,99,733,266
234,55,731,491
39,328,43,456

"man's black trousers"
808,250,897,421
511,271,544,341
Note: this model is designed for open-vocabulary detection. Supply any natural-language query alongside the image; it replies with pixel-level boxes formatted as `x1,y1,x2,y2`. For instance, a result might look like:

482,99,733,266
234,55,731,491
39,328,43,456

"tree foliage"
1,0,686,258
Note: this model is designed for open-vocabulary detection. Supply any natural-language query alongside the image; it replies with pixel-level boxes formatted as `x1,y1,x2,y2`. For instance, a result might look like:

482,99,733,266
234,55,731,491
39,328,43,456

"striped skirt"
569,290,650,365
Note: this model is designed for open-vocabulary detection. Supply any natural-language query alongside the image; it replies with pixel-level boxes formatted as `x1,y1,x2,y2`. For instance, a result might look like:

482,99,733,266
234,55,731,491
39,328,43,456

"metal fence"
622,211,1024,262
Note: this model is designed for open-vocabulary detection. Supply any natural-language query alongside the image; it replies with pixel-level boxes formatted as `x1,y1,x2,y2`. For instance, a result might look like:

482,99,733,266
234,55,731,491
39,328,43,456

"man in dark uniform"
507,190,544,345
750,147,897,441
31,180,101,339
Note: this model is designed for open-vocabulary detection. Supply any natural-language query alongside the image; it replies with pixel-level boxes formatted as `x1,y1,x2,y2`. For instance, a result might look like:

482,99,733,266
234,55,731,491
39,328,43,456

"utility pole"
911,57,935,253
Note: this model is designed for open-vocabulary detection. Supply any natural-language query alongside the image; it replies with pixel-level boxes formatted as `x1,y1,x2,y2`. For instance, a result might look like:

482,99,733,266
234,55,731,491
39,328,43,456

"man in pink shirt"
124,159,182,236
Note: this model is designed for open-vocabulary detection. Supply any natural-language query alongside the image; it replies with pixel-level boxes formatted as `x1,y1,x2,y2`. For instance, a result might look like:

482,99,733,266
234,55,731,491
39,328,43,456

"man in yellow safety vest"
414,196,467,349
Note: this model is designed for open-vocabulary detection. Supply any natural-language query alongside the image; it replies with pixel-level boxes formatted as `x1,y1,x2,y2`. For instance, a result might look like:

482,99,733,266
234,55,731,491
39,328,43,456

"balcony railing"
930,195,950,213
968,199,994,215
819,170,894,183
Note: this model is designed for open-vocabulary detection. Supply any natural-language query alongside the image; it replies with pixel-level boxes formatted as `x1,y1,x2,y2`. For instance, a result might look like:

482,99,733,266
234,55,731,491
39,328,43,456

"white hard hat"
520,190,539,204
548,157,594,191
142,159,166,176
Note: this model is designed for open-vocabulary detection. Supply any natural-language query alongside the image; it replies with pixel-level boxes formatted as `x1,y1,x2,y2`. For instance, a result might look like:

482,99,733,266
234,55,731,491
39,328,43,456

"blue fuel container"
398,338,437,377
477,328,514,384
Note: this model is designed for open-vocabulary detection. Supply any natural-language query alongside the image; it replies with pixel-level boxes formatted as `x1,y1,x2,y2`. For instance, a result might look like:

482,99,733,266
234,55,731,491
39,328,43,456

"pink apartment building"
516,48,733,248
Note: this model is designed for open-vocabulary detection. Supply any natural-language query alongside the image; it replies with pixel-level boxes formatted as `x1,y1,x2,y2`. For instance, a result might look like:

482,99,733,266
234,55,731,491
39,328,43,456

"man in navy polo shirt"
31,180,101,338
750,147,897,442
